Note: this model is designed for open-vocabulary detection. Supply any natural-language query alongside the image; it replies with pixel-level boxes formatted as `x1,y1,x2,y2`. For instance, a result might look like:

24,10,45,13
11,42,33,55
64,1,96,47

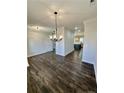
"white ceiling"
27,0,97,30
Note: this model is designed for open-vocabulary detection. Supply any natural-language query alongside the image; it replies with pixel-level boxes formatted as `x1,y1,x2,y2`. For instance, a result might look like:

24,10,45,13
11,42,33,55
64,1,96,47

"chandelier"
49,12,63,42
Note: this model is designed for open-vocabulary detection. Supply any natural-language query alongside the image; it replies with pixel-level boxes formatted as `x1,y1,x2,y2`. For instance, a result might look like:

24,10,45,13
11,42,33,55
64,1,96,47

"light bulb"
49,35,52,39
53,35,57,39
59,35,63,39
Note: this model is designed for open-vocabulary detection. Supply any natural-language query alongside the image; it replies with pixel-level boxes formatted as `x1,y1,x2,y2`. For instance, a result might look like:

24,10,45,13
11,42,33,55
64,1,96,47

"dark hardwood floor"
28,49,97,93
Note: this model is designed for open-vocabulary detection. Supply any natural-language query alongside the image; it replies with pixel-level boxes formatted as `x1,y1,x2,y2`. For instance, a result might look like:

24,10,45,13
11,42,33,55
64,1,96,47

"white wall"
56,27,65,56
82,18,97,76
27,27,53,57
64,29,74,55
56,27,74,56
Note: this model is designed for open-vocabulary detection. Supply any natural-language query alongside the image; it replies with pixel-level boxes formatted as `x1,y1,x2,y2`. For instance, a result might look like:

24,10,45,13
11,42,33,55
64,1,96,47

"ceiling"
27,0,97,31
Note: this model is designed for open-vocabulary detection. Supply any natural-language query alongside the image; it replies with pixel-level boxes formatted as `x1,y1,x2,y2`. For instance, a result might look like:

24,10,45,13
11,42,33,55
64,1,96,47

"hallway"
28,50,97,93
65,49,83,63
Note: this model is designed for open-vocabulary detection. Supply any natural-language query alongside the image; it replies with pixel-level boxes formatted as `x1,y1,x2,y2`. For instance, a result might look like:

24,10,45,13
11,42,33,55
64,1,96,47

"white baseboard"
82,60,97,79
27,50,53,57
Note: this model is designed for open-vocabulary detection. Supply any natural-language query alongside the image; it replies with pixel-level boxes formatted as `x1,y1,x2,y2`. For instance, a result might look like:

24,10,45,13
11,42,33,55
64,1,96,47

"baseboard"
64,49,74,56
27,50,53,58
83,61,94,66
82,60,97,79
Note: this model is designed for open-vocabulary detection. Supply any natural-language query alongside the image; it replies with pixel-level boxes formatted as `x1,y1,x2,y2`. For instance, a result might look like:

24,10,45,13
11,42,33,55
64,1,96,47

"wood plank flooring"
28,50,97,93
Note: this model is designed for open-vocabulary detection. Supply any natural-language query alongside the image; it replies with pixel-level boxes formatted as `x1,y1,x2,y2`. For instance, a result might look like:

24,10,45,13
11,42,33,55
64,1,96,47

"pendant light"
49,12,63,42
